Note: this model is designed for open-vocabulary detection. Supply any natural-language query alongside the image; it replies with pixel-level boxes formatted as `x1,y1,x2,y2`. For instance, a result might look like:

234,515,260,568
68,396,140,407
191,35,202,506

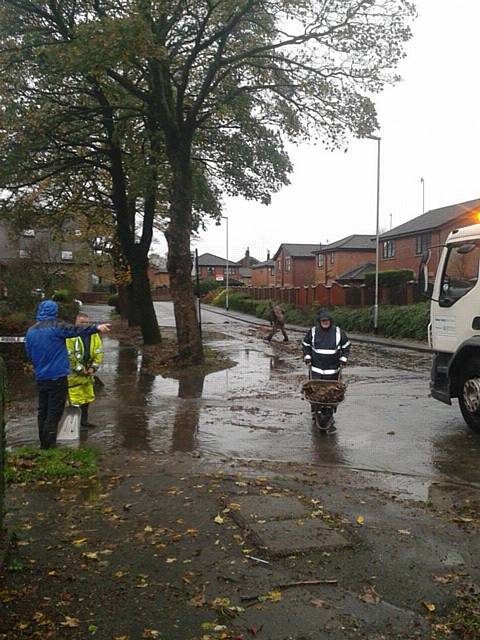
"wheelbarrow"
301,372,346,431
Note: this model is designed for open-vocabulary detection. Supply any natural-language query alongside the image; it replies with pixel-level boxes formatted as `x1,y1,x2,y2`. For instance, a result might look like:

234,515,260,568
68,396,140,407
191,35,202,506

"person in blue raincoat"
25,300,110,449
66,312,104,428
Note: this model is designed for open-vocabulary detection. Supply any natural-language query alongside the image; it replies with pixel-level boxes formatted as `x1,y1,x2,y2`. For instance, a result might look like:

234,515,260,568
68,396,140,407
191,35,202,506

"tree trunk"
130,252,161,345
165,148,203,365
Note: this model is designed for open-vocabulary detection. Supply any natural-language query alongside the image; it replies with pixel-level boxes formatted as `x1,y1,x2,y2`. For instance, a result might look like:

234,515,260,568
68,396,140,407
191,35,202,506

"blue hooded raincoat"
25,300,100,382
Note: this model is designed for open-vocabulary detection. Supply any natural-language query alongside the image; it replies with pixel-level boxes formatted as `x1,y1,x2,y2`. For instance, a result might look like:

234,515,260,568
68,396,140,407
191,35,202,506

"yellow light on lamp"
474,211,480,224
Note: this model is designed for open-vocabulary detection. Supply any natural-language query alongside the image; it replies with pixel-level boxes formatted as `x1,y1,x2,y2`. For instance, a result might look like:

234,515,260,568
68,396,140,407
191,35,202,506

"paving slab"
249,517,351,556
234,586,424,640
232,494,310,522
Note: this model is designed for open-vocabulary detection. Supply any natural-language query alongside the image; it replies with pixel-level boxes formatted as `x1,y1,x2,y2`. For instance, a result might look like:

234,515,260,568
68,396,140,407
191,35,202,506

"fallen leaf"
72,538,87,546
214,515,224,525
259,590,282,603
359,586,381,604
433,572,466,585
356,516,365,525
60,616,80,628
142,630,161,639
310,598,327,608
165,558,177,564
83,552,99,561
422,601,436,613
144,526,154,533
398,529,411,535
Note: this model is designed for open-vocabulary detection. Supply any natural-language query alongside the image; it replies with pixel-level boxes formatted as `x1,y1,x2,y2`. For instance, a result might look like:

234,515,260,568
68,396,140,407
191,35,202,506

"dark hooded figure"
25,300,110,449
302,309,350,378
302,309,350,432
264,301,288,342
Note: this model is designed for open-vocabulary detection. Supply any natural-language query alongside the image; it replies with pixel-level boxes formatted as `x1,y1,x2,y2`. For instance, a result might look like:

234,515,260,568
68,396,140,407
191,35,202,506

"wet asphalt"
7,302,480,500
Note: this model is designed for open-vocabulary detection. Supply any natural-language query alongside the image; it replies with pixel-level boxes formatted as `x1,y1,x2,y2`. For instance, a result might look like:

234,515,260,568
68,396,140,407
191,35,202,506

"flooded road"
7,302,480,498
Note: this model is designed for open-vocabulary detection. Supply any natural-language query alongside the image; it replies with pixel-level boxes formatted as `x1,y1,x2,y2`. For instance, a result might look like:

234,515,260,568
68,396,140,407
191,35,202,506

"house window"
61,250,73,261
223,267,236,275
74,229,82,237
207,266,215,275
269,267,274,276
317,254,324,268
329,253,334,264
284,257,291,272
277,259,282,272
416,233,432,255
22,229,35,237
383,240,396,259
19,249,28,258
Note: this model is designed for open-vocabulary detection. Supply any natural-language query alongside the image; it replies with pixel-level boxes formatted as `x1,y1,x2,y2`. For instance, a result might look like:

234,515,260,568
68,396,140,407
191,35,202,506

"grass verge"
5,447,99,484
432,595,480,639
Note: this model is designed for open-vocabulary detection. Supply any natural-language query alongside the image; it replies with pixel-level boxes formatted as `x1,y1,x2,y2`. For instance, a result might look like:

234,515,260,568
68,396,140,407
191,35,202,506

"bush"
196,278,223,297
364,269,415,287
329,303,430,341
107,293,119,307
52,288,73,302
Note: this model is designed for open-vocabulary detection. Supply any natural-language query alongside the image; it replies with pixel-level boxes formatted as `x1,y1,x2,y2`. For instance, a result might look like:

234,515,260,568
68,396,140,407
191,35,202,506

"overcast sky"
153,0,480,263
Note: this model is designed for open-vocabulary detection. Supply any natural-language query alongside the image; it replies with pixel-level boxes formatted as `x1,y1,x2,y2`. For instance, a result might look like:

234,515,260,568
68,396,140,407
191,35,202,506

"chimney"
245,247,250,258
267,249,270,260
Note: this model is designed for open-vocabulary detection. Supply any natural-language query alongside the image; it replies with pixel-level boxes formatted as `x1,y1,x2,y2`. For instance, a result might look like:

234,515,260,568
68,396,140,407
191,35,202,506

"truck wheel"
459,359,480,433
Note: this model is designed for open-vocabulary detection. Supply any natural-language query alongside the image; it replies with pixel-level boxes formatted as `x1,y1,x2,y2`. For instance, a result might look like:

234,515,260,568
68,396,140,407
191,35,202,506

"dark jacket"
302,323,350,375
270,305,285,326
25,300,100,382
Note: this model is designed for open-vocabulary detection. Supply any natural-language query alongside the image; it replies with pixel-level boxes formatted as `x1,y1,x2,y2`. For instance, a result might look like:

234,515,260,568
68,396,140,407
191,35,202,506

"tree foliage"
0,0,415,358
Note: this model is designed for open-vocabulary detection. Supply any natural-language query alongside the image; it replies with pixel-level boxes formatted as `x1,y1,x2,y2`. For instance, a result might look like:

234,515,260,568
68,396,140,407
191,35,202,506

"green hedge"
329,303,430,341
364,269,414,287
212,292,429,341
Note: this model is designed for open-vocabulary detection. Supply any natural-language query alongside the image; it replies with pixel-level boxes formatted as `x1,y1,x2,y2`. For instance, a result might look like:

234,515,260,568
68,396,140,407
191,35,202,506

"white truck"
429,223,480,432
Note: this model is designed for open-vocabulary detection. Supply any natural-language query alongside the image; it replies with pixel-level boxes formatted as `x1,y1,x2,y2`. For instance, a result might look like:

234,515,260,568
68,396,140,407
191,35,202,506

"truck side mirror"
457,242,477,255
418,249,431,294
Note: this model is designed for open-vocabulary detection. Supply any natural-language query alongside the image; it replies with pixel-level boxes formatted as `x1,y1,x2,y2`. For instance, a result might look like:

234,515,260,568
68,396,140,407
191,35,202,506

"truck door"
431,242,480,353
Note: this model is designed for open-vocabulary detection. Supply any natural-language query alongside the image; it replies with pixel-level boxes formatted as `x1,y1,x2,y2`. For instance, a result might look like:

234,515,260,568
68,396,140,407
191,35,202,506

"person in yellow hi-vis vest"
66,312,104,428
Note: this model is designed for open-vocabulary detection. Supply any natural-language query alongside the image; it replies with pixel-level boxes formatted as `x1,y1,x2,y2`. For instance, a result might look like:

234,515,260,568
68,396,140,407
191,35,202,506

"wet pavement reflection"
7,302,480,499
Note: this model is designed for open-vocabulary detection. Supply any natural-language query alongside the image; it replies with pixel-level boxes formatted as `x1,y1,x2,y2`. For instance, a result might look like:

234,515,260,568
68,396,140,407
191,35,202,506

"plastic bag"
57,405,81,441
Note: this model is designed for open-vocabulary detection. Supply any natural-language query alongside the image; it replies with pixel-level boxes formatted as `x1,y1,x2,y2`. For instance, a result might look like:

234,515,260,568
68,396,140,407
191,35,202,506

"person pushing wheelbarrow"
302,309,350,434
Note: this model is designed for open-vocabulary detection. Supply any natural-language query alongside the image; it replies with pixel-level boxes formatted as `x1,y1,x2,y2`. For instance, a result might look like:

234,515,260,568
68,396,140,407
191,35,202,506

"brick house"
236,248,259,286
272,244,320,287
196,252,240,282
0,223,103,294
379,198,480,281
312,235,376,285
251,251,275,287
148,266,170,289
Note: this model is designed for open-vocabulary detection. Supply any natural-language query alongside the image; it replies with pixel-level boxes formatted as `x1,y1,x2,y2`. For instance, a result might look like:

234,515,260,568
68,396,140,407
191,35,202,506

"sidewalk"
2,452,480,640
202,304,431,353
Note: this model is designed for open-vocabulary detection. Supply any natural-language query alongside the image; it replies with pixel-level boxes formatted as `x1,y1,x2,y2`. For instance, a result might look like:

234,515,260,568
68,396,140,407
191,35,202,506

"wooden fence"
233,281,420,308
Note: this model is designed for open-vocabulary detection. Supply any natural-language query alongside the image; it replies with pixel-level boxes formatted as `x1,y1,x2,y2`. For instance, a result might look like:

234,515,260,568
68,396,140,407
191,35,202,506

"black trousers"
37,377,68,449
266,322,288,341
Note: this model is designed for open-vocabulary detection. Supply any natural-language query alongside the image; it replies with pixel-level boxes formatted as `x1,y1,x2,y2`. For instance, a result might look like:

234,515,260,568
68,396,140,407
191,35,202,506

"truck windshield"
440,243,480,305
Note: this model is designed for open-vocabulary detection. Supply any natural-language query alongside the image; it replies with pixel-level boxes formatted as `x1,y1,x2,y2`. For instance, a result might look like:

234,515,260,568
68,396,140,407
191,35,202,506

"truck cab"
430,223,480,431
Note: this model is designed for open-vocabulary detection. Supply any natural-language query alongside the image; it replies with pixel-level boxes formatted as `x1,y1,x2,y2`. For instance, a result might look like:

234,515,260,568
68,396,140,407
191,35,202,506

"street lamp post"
367,135,381,334
420,177,425,213
221,215,229,311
